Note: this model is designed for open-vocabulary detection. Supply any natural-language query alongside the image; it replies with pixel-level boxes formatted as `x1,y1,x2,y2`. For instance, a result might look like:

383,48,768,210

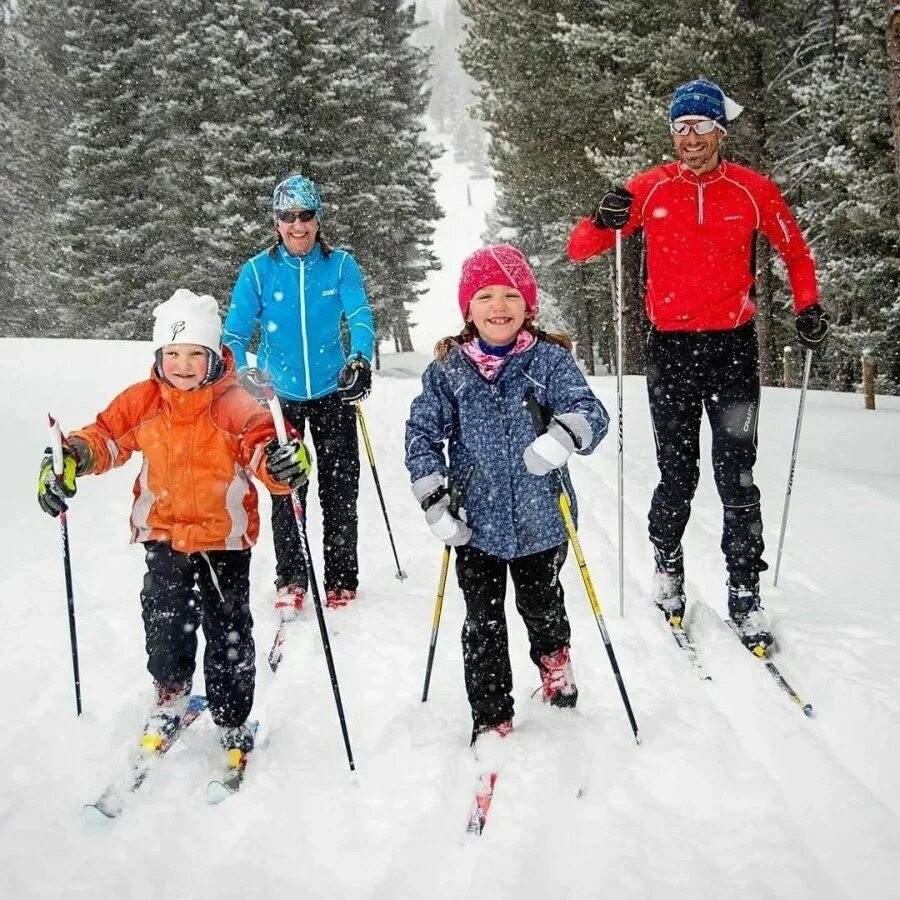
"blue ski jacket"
224,242,375,401
405,339,609,560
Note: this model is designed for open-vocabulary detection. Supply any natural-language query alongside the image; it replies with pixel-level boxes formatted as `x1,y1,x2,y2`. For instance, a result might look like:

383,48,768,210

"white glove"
425,496,471,546
412,473,472,547
523,414,592,476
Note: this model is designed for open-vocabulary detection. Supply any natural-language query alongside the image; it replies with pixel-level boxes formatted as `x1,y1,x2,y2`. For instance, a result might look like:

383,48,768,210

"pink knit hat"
458,244,539,319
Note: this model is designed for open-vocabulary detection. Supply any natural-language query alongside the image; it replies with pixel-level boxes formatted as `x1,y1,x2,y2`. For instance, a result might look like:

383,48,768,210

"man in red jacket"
568,79,829,651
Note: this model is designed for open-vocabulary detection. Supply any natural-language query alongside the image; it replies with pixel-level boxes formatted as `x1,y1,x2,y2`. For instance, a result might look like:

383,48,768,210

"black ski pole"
522,392,639,744
356,403,407,581
49,415,83,716
265,390,355,771
421,467,473,702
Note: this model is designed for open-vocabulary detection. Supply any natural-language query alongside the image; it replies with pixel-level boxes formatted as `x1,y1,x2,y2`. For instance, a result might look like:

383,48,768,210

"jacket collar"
278,240,323,269
675,159,727,185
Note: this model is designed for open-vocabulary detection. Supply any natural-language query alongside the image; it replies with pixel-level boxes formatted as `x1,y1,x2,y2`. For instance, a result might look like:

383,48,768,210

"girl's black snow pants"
455,542,571,732
140,540,255,728
271,393,360,593
646,322,767,583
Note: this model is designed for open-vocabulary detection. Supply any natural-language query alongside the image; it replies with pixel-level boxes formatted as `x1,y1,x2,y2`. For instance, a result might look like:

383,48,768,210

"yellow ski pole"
522,392,639,744
420,467,473,702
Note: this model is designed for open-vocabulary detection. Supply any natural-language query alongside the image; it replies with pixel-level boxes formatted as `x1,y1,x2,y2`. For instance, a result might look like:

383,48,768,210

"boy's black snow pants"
646,322,767,583
140,540,255,728
272,393,360,593
455,542,571,732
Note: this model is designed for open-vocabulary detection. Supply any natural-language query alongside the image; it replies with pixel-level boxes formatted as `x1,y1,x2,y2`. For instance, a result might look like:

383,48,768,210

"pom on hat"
669,79,742,129
457,244,538,320
272,174,323,223
152,289,222,357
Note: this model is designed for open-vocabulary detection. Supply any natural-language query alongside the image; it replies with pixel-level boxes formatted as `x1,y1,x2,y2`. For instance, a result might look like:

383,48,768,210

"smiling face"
160,343,210,391
467,285,528,346
276,209,319,257
673,118,724,174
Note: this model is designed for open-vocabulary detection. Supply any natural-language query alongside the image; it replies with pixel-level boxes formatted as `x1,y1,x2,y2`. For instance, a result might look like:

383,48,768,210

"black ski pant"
455,543,571,732
272,393,360,593
140,540,255,728
646,322,767,582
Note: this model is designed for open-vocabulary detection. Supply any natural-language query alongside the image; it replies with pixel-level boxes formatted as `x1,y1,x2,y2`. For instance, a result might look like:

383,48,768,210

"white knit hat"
152,289,222,357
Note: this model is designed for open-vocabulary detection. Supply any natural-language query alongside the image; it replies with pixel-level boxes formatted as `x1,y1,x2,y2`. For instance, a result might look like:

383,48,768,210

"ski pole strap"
449,466,475,516
522,390,549,437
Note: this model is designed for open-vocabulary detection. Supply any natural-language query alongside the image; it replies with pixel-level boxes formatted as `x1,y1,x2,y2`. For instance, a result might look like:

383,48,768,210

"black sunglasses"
276,208,318,224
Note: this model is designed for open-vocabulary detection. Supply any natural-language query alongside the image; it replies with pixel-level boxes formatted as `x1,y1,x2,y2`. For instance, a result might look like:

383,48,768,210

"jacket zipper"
697,181,704,225
299,261,312,398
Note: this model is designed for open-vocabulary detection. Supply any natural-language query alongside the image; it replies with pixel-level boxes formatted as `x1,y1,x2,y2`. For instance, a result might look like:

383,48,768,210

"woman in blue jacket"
224,175,375,618
405,245,608,742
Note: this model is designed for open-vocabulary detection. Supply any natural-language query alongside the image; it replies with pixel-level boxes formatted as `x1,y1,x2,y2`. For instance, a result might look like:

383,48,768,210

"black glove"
796,303,829,351
265,438,312,490
337,353,372,404
37,446,79,517
239,367,272,403
591,188,633,230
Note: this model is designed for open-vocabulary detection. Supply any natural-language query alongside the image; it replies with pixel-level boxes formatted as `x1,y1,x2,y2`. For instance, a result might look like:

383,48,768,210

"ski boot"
274,583,306,622
218,721,255,768
728,574,774,654
142,680,191,754
538,646,578,708
325,588,356,609
652,544,687,626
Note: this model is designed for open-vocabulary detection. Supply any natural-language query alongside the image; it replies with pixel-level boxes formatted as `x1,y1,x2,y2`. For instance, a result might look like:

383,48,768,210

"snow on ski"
83,695,208,821
268,623,288,672
206,721,260,805
726,620,814,717
465,771,498,836
665,616,712,681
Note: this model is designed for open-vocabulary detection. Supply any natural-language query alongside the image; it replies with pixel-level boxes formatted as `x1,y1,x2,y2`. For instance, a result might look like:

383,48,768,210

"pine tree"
0,0,72,335
56,0,167,338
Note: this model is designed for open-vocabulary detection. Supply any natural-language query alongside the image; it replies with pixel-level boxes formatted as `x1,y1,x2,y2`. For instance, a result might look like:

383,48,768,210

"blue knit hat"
272,175,323,223
669,80,729,128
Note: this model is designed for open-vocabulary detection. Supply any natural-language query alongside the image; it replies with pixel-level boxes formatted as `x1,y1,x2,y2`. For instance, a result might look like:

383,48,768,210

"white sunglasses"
670,119,723,136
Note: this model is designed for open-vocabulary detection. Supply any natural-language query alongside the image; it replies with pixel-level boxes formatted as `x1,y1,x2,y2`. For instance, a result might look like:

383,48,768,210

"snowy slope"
2,335,900,899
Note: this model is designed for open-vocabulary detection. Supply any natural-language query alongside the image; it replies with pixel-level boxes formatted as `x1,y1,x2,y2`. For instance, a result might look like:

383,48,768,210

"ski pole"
265,389,356,771
49,415,83,716
356,403,407,581
421,467,473,702
614,228,625,617
522,393,639,744
773,348,813,587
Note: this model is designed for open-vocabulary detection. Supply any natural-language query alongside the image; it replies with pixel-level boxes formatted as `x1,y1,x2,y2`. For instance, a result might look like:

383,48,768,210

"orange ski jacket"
70,349,290,553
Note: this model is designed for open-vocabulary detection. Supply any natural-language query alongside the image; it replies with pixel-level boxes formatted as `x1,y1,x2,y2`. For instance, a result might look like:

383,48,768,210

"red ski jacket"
567,160,818,332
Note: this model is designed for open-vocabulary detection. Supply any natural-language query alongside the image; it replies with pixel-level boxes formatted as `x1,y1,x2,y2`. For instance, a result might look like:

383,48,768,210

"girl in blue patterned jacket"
405,245,609,741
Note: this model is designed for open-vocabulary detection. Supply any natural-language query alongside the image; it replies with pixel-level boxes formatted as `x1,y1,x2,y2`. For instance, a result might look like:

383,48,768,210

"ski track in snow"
3,149,900,897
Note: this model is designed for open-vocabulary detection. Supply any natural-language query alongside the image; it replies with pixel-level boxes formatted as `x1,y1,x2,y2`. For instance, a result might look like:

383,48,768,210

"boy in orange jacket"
37,289,310,755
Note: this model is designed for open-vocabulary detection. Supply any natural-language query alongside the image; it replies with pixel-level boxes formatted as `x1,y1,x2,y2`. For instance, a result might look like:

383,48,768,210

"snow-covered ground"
2,337,900,899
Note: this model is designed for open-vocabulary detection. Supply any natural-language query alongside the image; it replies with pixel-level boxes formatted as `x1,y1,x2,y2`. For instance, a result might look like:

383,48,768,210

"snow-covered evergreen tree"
0,0,72,335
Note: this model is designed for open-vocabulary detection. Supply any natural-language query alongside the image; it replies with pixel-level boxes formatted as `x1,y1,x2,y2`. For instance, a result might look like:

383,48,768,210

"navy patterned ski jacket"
405,339,609,560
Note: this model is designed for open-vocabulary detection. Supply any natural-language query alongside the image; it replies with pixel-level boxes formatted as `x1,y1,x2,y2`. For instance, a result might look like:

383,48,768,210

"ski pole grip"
263,387,289,446
48,414,65,477
449,466,475,517
522,390,548,438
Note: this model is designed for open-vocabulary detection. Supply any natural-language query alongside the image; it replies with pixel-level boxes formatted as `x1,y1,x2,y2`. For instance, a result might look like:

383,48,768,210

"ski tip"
206,781,235,805
82,801,120,823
